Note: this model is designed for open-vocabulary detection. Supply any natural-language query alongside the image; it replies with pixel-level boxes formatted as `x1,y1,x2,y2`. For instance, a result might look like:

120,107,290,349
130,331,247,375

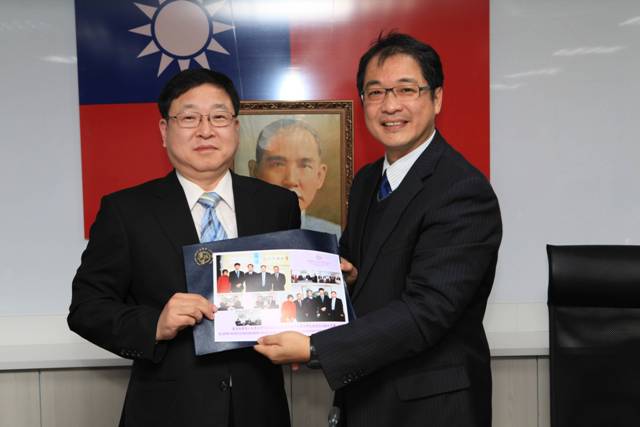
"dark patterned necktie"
377,171,392,201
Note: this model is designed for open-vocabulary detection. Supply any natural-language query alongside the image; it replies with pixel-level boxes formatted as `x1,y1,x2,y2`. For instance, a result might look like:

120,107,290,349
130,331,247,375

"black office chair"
547,245,640,427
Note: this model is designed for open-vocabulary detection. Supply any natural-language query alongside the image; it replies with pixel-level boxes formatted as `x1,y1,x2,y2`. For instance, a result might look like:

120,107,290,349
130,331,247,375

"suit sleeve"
67,196,165,362
313,176,502,390
286,190,302,230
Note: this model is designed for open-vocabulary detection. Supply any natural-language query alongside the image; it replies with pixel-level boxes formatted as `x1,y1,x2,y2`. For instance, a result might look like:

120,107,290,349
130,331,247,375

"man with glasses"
255,32,502,427
68,69,300,427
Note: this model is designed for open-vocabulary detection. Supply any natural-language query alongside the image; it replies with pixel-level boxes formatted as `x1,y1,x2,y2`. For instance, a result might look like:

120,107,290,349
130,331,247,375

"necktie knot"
198,192,223,209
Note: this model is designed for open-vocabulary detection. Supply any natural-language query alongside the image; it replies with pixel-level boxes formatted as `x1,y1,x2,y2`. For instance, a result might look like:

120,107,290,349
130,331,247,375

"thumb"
257,334,278,346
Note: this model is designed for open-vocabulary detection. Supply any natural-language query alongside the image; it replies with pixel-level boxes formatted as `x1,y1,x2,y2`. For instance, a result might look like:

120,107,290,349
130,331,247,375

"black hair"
356,31,443,98
158,68,240,118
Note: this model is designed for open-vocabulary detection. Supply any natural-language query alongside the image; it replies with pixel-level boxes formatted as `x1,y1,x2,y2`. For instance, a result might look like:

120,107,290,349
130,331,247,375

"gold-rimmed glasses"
168,111,237,128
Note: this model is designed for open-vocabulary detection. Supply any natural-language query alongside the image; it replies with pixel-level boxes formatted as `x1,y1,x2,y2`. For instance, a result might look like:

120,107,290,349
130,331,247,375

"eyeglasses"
361,84,430,104
168,111,237,128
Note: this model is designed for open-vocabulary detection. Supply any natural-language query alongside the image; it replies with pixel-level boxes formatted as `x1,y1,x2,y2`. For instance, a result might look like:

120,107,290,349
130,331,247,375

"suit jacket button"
219,380,229,392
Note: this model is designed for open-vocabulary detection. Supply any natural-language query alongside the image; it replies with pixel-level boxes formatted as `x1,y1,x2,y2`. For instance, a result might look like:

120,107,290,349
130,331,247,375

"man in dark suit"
244,263,259,292
255,32,501,427
301,289,317,322
328,291,345,321
68,69,300,427
314,288,331,321
229,262,245,292
270,265,286,291
256,264,272,291
294,293,305,322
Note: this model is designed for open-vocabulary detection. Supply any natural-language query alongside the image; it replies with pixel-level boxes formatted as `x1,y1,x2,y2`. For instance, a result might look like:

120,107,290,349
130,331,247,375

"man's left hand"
254,332,310,366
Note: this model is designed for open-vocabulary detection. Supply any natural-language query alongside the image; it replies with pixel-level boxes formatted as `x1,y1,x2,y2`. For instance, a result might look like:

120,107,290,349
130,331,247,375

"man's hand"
254,332,310,367
156,293,215,341
340,257,358,286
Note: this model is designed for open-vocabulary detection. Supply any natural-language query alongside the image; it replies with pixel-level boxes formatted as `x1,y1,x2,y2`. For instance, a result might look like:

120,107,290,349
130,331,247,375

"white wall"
0,0,85,315
490,0,640,302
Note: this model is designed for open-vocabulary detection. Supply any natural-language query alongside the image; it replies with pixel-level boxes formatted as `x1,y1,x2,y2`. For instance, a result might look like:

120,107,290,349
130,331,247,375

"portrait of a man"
235,109,351,239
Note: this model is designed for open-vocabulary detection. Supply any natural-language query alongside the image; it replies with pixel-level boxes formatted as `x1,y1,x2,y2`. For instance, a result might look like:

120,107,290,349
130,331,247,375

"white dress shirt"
382,129,436,191
176,170,238,240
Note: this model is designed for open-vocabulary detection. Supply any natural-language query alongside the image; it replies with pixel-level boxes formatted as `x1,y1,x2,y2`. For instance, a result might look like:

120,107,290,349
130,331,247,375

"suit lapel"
352,161,382,266
351,133,446,301
150,171,199,254
231,172,261,237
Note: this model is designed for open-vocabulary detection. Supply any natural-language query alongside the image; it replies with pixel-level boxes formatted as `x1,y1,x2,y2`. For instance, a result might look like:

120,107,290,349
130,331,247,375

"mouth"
194,145,218,152
381,119,408,130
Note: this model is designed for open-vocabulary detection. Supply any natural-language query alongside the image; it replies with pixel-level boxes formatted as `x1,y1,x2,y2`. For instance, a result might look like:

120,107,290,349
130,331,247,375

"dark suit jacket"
315,295,331,321
256,272,272,291
301,297,317,321
229,270,244,292
329,298,345,321
295,300,305,322
244,271,260,292
313,133,502,427
68,171,300,427
271,272,286,291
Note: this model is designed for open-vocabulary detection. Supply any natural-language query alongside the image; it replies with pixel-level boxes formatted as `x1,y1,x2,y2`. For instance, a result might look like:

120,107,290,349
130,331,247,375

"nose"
282,165,299,188
380,90,403,114
196,115,214,137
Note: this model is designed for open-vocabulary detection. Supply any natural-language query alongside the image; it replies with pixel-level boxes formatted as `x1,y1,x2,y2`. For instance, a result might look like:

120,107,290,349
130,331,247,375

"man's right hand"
156,293,215,341
340,257,358,287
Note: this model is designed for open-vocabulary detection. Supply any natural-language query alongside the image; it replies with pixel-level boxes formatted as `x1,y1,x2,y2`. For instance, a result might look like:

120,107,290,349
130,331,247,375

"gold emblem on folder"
194,248,213,266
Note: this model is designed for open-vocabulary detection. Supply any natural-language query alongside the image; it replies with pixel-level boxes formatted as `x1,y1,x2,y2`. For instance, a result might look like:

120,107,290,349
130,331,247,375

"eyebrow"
264,155,287,163
364,77,420,88
180,103,230,111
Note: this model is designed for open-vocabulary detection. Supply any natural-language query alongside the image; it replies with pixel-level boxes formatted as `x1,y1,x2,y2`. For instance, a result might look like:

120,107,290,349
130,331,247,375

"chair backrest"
547,245,640,427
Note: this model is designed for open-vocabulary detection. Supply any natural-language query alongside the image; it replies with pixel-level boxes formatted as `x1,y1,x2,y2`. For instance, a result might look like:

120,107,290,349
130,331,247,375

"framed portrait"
234,100,353,237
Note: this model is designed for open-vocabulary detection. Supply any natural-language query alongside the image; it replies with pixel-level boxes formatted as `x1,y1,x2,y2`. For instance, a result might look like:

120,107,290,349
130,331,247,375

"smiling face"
362,53,442,163
159,83,239,189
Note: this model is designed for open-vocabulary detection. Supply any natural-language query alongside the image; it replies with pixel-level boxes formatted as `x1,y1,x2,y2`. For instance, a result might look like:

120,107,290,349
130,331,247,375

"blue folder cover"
183,229,355,355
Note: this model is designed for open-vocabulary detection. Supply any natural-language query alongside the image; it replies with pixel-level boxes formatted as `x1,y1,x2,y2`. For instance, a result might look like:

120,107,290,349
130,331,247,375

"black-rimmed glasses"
361,84,430,104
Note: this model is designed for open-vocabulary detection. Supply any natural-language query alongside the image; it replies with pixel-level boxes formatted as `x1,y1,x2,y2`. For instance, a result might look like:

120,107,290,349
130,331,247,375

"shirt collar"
176,170,235,212
382,129,436,191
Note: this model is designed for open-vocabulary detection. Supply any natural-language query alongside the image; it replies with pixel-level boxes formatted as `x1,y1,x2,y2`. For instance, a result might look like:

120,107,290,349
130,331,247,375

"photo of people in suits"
213,249,349,341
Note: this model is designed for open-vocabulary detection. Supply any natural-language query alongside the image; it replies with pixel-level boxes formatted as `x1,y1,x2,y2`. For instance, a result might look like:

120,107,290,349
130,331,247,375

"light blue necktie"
198,192,227,243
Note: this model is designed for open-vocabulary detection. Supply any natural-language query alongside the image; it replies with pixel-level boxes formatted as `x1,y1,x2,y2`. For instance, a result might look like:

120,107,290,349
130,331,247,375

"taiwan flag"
75,0,489,236
76,0,294,236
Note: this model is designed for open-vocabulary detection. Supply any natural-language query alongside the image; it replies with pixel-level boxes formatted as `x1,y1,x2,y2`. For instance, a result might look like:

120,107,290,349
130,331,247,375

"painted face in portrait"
159,83,239,186
249,126,327,211
362,53,443,163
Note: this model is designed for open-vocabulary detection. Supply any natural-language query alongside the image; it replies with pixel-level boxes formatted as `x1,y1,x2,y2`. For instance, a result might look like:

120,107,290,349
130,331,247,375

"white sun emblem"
129,0,234,77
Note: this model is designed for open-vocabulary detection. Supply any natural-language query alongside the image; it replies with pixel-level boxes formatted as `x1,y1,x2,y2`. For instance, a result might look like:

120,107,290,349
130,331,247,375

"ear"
316,163,328,189
248,159,257,177
159,118,168,147
433,87,443,115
